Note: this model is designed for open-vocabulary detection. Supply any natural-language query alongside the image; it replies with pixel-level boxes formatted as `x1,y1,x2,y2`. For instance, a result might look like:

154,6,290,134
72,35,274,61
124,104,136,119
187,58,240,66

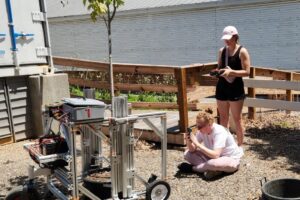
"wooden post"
186,68,199,86
286,72,293,114
175,68,189,133
248,67,256,119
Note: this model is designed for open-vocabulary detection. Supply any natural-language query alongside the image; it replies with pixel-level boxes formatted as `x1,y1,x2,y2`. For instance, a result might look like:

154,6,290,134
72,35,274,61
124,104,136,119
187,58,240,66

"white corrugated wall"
48,1,300,69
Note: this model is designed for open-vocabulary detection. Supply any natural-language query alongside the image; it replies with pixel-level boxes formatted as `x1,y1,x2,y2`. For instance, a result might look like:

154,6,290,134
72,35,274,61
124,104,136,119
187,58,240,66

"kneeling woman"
184,111,243,178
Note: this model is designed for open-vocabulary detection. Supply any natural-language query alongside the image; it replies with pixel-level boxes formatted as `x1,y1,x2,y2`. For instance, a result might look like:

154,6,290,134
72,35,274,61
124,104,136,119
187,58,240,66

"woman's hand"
185,132,197,152
220,66,233,77
184,132,191,142
190,134,200,146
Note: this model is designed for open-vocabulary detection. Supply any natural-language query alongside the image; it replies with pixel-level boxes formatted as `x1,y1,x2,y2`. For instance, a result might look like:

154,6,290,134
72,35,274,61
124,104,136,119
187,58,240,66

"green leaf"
83,0,124,20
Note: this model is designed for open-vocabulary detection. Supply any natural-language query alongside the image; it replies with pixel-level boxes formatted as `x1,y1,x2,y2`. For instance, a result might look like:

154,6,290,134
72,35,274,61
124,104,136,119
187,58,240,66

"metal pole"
69,124,79,198
81,127,90,175
161,115,167,179
110,123,119,199
128,121,135,192
40,0,54,73
5,0,20,71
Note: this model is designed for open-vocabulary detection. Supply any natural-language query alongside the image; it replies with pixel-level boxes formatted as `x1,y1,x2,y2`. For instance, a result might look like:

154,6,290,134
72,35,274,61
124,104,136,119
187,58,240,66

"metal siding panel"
0,79,12,137
15,132,27,141
49,1,300,69
46,0,219,18
0,110,9,119
0,101,8,110
7,77,31,140
13,123,27,133
9,92,27,101
49,22,78,58
50,9,217,65
216,2,300,69
0,1,13,66
9,0,47,65
74,20,108,60
12,116,27,125
0,94,5,102
10,99,28,109
0,127,11,136
11,108,26,117
0,118,10,127
0,106,9,119
276,3,300,69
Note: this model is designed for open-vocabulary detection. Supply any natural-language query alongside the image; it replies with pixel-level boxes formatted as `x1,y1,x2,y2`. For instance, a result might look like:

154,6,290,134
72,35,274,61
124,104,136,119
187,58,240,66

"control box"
62,98,106,122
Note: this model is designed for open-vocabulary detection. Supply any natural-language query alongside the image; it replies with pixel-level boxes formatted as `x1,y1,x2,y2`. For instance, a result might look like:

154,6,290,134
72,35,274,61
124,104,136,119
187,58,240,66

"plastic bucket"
261,178,300,200
83,168,111,200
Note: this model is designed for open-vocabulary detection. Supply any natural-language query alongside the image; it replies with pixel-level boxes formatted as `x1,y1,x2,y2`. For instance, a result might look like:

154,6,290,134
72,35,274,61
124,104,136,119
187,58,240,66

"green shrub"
69,87,177,103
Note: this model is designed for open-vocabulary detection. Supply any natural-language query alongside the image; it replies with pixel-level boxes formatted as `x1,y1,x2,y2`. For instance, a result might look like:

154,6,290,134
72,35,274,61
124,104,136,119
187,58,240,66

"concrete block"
41,73,70,106
29,73,70,137
28,75,42,138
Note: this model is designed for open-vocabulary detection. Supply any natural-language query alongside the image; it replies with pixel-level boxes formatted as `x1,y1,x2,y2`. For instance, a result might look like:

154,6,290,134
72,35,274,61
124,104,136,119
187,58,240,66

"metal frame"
23,110,168,200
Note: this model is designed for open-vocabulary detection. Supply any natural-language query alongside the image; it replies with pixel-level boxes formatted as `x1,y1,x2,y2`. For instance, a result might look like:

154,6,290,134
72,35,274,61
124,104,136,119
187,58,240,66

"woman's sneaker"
177,162,193,173
204,171,223,180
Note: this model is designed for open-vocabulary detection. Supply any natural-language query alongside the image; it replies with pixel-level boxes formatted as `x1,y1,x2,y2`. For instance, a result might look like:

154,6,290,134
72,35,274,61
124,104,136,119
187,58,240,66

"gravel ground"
0,110,299,200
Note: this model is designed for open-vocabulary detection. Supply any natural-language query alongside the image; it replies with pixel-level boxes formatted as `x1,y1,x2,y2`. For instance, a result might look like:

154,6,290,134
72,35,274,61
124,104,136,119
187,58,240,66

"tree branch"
110,0,117,21
102,16,108,28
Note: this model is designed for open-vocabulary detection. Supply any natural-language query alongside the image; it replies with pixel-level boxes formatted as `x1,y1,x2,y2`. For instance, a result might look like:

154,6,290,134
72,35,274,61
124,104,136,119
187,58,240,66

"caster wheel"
5,185,40,200
145,180,171,200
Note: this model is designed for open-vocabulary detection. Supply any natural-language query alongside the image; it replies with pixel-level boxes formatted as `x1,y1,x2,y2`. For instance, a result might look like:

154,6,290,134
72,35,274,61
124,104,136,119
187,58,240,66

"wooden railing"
245,67,300,119
53,56,300,133
200,65,300,119
53,57,216,133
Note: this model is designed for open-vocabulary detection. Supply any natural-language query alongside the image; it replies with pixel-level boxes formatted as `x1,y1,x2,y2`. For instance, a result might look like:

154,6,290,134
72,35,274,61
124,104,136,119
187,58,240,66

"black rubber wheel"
145,180,171,200
5,185,40,200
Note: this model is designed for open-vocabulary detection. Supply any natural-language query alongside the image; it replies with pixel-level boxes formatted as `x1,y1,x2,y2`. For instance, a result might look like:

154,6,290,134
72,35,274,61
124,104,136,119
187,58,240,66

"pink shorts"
184,150,240,173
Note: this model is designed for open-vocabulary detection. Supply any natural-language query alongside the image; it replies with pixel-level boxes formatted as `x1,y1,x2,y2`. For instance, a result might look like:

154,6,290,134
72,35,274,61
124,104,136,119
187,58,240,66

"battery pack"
40,138,57,155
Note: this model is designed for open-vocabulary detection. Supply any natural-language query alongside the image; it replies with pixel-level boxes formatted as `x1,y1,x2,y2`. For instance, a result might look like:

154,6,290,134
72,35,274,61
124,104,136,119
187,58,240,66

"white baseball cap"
221,26,238,40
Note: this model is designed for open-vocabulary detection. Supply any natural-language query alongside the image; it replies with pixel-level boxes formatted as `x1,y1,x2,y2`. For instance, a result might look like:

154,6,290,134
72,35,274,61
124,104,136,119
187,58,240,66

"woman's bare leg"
217,100,230,128
229,99,244,146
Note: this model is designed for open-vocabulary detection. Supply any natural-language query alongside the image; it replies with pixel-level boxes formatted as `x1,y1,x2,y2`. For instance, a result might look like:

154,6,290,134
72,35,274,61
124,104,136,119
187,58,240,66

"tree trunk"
107,11,114,116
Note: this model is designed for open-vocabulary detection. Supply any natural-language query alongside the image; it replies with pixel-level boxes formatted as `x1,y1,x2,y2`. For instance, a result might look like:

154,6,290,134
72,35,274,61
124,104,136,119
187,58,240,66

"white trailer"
0,0,54,143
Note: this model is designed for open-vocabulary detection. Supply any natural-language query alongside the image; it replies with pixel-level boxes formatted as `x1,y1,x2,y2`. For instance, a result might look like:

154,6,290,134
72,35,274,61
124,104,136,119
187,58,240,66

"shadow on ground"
174,170,236,183
5,176,47,199
246,126,300,174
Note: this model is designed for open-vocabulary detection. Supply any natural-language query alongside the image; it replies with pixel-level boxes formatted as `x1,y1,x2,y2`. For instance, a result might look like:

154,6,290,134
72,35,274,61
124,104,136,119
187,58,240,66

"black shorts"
215,78,246,101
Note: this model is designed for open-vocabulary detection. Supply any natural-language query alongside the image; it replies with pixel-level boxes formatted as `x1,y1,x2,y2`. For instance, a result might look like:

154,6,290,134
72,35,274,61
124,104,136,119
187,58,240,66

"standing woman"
214,26,251,146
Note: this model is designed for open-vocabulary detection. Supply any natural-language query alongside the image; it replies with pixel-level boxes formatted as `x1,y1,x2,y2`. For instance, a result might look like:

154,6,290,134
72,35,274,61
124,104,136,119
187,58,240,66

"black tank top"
220,45,243,70
218,46,243,86
216,45,246,100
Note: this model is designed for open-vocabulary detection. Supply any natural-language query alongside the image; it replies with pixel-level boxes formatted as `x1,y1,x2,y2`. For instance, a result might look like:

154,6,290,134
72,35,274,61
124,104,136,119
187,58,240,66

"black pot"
261,178,300,200
83,168,111,200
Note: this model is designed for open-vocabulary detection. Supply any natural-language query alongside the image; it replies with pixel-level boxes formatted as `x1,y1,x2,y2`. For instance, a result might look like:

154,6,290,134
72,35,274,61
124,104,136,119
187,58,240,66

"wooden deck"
129,100,217,145
129,97,284,145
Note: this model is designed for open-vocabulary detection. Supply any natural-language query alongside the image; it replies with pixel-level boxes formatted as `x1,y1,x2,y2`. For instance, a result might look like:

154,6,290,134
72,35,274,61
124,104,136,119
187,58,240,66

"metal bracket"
111,155,121,164
32,11,46,22
14,32,34,38
127,169,135,178
128,136,135,145
36,47,50,57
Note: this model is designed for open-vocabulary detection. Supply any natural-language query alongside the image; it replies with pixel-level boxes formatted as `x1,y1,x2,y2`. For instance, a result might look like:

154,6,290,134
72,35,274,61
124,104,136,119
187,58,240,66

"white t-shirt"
196,123,243,159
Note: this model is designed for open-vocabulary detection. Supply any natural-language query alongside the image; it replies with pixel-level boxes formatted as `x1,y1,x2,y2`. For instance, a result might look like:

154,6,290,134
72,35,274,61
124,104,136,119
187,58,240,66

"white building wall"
48,1,300,69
